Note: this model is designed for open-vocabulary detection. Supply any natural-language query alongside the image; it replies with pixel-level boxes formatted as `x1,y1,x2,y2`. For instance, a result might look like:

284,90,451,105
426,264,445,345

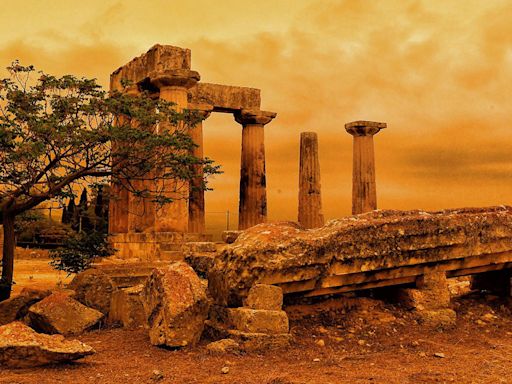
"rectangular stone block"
109,285,145,329
111,44,191,91
245,284,283,310
188,83,260,112
227,308,289,334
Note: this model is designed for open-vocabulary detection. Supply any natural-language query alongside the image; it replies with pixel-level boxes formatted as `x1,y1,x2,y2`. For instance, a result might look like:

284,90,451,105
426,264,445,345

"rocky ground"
1,290,511,384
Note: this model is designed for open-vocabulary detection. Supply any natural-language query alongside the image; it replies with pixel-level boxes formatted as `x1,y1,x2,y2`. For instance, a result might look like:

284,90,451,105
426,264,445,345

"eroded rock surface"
68,268,116,315
0,288,51,326
0,322,94,368
28,292,104,336
208,207,512,306
142,262,210,347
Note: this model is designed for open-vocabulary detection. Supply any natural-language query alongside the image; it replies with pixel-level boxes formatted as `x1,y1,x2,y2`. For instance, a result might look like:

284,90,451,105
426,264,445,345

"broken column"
235,109,276,230
345,120,386,215
149,69,200,232
187,103,213,234
298,132,324,229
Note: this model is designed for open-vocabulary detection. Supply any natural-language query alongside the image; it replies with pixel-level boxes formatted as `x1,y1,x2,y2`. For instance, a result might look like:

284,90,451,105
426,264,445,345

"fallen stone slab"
68,268,115,315
142,261,210,347
0,322,94,368
0,288,51,326
208,207,512,306
28,292,104,336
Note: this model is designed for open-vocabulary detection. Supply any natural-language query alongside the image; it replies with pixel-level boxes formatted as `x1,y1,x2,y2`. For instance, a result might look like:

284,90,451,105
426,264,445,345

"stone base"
110,232,213,261
416,308,457,329
204,320,291,352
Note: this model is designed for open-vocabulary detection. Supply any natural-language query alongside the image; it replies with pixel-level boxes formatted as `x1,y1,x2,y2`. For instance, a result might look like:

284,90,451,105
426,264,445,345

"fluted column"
187,103,213,233
345,120,386,215
298,132,324,228
235,109,276,230
149,69,200,232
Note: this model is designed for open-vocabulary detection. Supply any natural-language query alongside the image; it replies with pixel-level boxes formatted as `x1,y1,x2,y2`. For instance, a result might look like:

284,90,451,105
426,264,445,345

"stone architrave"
345,120,386,215
234,109,276,230
298,132,324,229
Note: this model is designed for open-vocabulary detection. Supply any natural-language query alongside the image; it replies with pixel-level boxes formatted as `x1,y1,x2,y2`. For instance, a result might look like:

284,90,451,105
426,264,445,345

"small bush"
49,231,115,274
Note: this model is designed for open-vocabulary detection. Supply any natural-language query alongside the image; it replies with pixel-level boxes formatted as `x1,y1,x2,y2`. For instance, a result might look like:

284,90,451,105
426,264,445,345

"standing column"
298,132,324,228
345,120,386,215
187,103,213,233
109,86,140,234
149,69,200,232
235,109,276,230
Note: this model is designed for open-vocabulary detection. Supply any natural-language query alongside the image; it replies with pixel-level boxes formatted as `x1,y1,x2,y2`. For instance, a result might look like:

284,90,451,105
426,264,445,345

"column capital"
235,109,276,126
148,69,200,90
345,120,386,137
187,103,214,120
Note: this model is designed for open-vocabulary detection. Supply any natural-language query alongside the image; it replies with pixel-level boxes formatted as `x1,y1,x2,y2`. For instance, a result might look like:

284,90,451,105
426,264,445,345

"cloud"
2,0,512,221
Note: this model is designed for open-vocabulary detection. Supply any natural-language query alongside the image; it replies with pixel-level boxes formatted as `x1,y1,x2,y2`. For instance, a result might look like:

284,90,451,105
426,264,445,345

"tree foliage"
0,61,219,300
49,231,114,275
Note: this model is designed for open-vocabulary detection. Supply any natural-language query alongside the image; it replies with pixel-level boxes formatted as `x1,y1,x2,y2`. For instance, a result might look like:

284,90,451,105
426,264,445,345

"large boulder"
208,208,512,306
68,268,115,315
142,262,210,347
0,288,51,326
0,322,94,368
28,292,104,336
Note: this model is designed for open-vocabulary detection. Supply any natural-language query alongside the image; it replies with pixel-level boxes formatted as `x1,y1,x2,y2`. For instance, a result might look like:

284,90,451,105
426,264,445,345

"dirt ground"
2,258,512,384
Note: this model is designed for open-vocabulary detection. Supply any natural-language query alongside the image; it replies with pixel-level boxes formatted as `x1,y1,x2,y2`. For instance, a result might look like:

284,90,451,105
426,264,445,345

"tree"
0,62,219,301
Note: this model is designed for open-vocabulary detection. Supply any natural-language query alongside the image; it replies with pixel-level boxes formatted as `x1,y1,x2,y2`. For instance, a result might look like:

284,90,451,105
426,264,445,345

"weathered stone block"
28,292,104,336
142,262,210,347
68,268,115,315
0,322,94,368
245,284,283,310
416,309,457,329
182,242,217,253
109,285,145,329
206,338,240,354
189,83,260,112
228,308,289,334
185,253,217,278
221,230,241,244
0,288,51,326
203,320,291,352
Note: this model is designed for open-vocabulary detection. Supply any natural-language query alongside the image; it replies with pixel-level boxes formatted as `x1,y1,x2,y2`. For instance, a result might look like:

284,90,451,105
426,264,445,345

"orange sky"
2,0,512,228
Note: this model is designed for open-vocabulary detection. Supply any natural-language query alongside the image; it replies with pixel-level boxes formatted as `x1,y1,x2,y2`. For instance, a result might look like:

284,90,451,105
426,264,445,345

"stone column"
149,69,200,232
187,103,213,233
298,132,324,229
109,86,140,234
235,109,276,230
345,121,386,215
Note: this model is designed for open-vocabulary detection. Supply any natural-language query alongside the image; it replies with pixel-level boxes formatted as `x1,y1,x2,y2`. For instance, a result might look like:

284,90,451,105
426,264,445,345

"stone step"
159,243,184,252
160,250,184,261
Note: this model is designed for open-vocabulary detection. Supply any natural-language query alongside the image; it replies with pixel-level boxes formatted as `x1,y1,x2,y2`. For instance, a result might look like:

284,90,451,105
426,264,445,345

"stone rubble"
142,261,210,347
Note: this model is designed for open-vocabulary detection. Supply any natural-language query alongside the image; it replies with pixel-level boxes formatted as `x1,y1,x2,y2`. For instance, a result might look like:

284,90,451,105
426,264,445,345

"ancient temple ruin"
109,45,276,260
